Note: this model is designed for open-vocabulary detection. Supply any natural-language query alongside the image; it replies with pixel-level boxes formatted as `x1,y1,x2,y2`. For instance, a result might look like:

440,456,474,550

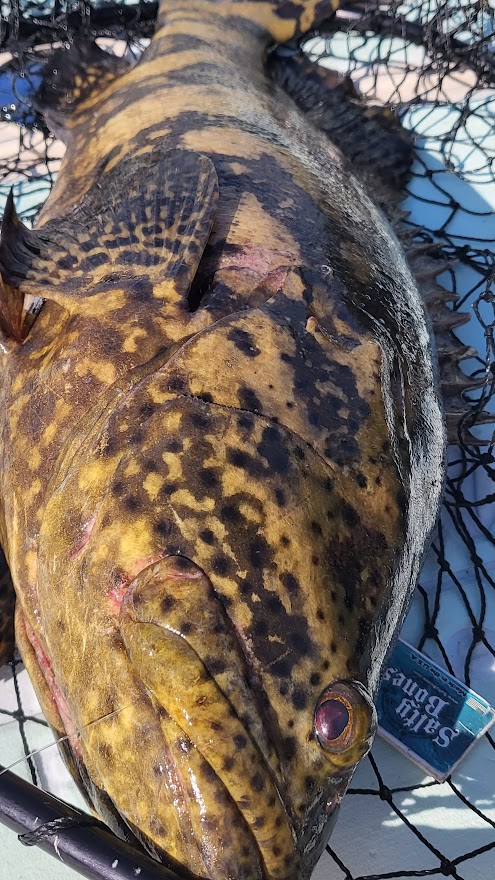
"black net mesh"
0,2,494,879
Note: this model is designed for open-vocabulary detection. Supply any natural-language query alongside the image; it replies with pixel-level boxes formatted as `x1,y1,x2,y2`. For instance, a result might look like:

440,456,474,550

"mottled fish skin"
0,2,445,879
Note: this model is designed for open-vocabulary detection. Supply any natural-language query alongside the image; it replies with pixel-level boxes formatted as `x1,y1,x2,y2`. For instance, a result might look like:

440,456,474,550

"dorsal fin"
270,47,493,445
36,41,130,140
0,148,218,325
0,191,36,343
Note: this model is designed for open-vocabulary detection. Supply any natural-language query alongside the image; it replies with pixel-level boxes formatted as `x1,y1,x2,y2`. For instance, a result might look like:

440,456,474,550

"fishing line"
0,695,144,778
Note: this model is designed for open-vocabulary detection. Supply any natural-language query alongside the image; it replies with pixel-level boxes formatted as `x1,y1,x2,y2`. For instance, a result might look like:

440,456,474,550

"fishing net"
0,1,494,879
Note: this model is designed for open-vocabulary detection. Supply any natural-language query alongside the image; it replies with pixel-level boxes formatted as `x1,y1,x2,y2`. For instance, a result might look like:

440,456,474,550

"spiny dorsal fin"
0,190,37,342
0,149,218,322
404,235,493,445
36,41,130,140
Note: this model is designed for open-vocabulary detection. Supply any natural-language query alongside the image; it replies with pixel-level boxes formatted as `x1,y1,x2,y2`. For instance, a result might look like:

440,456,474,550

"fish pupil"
315,699,349,741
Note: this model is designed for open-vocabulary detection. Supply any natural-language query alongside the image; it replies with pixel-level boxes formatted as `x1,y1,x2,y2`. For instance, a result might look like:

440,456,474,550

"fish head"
29,363,403,880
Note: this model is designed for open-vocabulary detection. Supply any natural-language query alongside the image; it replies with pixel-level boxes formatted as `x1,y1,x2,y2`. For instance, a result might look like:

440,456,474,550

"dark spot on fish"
131,428,144,444
272,658,292,677
311,521,323,535
199,467,218,488
282,736,297,761
325,478,334,492
144,459,157,472
317,608,325,620
125,495,141,512
237,413,254,431
310,672,321,687
165,438,182,453
161,595,176,613
267,595,284,614
224,756,235,771
198,392,214,403
294,446,305,461
292,688,307,710
323,659,330,670
208,658,226,676
221,503,241,523
254,619,269,638
253,816,265,830
356,472,367,488
342,502,360,529
153,762,164,776
212,554,230,577
289,630,312,656
280,572,300,595
112,480,124,496
155,518,172,538
228,327,261,357
275,488,286,507
330,642,337,653
288,719,294,729
199,528,215,545
181,621,194,635
280,535,290,547
238,386,261,411
257,427,290,475
330,591,337,602
227,448,249,469
251,773,264,792
375,475,382,486
346,658,355,672
312,555,320,566
234,733,247,750
249,534,272,569
191,411,208,429
286,400,294,408
139,401,155,419
273,845,282,856
201,763,216,782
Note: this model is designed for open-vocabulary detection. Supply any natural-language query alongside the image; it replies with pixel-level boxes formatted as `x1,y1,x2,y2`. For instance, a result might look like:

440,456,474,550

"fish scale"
0,2,451,879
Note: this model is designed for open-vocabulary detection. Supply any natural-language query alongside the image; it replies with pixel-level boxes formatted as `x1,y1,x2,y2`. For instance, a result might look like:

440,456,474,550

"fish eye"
314,680,377,764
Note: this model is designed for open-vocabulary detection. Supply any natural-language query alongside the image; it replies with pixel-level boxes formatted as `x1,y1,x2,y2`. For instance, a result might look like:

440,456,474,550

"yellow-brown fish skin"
0,2,445,879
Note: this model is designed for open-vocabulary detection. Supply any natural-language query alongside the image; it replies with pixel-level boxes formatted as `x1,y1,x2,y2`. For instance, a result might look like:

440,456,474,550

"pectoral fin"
0,149,218,323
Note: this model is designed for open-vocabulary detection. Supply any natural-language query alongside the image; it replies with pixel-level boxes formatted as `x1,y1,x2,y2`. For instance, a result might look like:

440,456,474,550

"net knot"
378,784,392,803
440,858,455,876
424,623,439,639
472,624,485,643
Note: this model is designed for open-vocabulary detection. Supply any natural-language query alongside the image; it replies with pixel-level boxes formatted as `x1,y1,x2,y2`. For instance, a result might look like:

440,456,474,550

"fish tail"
157,0,341,42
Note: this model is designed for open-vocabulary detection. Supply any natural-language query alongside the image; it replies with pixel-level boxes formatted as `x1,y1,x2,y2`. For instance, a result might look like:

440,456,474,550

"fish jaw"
118,555,373,879
119,555,299,880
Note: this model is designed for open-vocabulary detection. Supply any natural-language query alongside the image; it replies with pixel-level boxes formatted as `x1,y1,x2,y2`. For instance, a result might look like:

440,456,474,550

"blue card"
376,639,495,780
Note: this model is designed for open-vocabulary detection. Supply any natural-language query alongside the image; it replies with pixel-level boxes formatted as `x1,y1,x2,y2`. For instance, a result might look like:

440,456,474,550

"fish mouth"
118,554,299,880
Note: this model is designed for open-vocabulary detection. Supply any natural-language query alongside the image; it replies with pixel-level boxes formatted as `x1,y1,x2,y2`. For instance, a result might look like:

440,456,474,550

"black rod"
0,764,183,880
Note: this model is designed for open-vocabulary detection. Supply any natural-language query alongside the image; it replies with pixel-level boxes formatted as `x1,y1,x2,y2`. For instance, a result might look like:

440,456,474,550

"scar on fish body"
0,0,478,878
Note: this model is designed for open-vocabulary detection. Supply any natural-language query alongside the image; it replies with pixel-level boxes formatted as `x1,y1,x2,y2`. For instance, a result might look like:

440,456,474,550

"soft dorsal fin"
0,148,218,324
36,41,130,140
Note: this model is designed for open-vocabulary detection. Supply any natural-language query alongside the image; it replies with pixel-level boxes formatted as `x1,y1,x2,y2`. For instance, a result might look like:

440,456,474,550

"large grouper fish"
0,0,468,877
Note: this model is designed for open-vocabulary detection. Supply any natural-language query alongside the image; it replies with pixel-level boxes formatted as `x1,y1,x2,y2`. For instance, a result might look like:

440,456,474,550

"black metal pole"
0,765,184,880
